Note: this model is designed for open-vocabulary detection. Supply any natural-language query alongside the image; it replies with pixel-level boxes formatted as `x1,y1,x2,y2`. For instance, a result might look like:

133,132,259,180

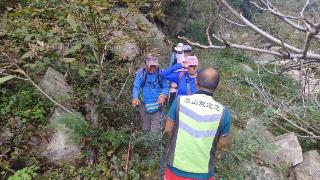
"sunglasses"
189,65,198,69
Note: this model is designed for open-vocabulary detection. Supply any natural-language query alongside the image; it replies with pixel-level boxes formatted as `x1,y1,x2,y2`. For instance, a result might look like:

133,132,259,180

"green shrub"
0,84,53,125
8,166,39,180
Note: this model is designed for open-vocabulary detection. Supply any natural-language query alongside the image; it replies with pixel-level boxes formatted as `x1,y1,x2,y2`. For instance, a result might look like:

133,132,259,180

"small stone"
0,128,14,145
29,136,41,146
256,54,276,65
27,124,35,131
239,63,253,73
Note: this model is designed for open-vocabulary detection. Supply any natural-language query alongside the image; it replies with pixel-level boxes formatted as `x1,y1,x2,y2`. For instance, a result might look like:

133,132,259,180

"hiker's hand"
158,94,166,106
181,61,188,68
132,99,140,106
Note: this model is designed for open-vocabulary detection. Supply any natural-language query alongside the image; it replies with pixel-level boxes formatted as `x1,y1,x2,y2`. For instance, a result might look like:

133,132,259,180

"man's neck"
195,88,213,96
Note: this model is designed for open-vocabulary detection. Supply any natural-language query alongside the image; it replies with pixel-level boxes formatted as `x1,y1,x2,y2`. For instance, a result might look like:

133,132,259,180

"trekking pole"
125,106,136,176
159,107,165,179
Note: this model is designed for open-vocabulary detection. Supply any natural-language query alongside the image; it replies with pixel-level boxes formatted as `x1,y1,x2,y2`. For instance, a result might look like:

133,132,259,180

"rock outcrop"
293,150,320,180
261,132,303,167
245,163,284,180
40,68,80,164
39,67,73,103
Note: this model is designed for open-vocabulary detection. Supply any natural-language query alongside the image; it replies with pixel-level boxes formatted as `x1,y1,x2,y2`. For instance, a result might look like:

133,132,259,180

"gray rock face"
42,125,81,164
39,69,80,164
110,30,140,61
294,150,320,180
116,8,170,52
261,132,303,167
39,68,73,103
245,165,284,180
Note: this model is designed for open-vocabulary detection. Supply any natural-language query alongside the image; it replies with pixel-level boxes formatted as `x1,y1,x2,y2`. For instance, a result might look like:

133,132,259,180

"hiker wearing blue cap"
132,53,169,132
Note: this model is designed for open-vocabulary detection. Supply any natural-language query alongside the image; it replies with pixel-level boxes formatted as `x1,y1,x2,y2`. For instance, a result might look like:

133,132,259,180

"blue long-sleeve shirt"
160,64,197,96
132,68,169,104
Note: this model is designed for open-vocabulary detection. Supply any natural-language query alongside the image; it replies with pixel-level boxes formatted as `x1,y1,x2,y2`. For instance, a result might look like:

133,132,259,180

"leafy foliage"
0,84,53,125
8,166,39,180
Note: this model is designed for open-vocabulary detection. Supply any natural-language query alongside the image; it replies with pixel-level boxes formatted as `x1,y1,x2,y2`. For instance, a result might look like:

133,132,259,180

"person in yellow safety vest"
164,67,231,180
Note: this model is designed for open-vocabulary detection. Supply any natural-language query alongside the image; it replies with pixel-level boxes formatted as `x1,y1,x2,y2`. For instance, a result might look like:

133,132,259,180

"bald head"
197,67,220,91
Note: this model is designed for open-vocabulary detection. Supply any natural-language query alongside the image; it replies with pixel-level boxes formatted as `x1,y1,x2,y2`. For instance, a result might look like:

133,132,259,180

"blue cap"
182,45,192,52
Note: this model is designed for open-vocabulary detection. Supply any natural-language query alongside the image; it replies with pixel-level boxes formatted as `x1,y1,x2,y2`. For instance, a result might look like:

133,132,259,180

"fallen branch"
2,52,73,114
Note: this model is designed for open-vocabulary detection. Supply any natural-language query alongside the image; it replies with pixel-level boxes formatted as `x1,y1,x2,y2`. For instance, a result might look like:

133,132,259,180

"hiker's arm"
165,118,175,138
217,108,231,149
217,136,228,149
132,69,143,101
160,74,169,97
164,98,177,138
160,64,183,83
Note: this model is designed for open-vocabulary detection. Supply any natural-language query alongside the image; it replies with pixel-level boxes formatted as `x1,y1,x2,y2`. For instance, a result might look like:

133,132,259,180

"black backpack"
140,68,163,89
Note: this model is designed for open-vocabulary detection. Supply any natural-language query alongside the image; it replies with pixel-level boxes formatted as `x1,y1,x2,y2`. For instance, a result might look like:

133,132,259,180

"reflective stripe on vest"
172,94,224,174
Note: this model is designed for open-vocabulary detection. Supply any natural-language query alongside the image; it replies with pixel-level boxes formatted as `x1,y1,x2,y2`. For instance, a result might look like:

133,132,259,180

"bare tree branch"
300,0,310,18
217,14,247,27
217,0,302,53
245,77,320,140
178,35,320,61
206,22,214,46
251,0,320,39
2,52,73,114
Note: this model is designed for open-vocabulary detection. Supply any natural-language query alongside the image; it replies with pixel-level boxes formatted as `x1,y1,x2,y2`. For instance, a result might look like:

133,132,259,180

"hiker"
164,67,231,180
169,43,184,67
132,54,169,132
161,55,199,100
167,45,194,105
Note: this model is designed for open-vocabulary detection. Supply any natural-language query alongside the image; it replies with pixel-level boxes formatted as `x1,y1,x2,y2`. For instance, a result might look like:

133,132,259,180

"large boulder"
293,150,320,180
109,30,140,61
116,8,170,53
260,132,303,167
40,68,81,164
42,124,81,164
39,68,73,103
245,164,284,180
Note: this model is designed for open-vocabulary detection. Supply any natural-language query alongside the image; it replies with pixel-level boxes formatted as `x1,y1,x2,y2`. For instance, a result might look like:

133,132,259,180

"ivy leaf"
67,14,78,31
0,75,15,84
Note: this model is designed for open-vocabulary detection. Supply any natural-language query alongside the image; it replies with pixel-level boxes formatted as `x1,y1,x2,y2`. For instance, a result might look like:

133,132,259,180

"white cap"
174,43,183,52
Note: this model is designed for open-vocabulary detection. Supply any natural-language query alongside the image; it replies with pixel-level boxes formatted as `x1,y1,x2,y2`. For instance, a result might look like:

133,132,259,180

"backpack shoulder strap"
178,71,185,86
158,68,163,89
141,68,147,88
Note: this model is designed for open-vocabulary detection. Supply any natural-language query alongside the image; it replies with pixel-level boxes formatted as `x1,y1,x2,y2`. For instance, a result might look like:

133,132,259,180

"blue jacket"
132,68,169,104
160,64,197,96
